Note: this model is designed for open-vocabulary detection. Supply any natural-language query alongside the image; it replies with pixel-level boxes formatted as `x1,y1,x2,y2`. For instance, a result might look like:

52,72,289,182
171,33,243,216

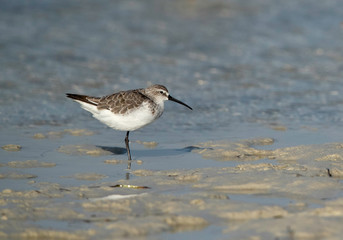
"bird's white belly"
78,101,163,131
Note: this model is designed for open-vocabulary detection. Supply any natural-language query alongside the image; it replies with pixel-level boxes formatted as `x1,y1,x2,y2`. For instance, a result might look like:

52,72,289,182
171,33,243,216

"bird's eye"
160,91,164,94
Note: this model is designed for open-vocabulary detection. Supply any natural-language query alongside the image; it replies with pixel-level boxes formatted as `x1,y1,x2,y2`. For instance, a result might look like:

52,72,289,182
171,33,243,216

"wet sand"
1,129,343,239
1,0,343,239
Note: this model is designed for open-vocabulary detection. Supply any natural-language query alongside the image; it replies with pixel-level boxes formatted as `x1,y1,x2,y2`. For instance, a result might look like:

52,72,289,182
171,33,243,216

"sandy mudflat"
33,129,96,139
1,0,343,238
1,144,22,152
1,136,343,239
57,144,113,156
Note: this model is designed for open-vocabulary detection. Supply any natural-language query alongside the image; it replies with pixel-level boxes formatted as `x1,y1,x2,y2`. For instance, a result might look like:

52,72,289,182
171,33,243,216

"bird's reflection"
96,146,126,155
96,145,200,180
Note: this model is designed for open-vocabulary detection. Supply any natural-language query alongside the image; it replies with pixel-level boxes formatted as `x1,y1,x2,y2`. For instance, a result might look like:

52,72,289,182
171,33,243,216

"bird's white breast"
77,100,164,131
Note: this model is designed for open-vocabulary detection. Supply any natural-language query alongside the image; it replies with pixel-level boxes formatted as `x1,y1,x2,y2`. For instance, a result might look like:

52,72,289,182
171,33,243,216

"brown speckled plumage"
89,89,153,114
67,85,171,115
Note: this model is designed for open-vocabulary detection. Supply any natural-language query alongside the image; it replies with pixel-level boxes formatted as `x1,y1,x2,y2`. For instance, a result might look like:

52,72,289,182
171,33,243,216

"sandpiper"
66,84,192,161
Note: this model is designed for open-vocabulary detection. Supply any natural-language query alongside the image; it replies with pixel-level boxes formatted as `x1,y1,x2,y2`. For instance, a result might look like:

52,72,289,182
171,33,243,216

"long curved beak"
168,95,193,110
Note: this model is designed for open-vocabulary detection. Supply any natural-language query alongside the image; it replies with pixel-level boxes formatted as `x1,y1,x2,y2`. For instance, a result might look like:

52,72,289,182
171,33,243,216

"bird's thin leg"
125,131,132,162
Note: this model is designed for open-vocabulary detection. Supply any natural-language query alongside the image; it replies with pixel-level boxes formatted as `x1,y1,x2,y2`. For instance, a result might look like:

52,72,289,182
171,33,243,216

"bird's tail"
66,93,98,106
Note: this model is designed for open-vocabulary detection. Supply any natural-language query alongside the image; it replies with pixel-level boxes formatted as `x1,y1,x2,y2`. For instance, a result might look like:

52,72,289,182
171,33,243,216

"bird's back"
96,89,153,115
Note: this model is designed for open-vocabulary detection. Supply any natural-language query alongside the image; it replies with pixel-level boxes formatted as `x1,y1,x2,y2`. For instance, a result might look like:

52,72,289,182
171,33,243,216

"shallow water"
1,0,343,239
